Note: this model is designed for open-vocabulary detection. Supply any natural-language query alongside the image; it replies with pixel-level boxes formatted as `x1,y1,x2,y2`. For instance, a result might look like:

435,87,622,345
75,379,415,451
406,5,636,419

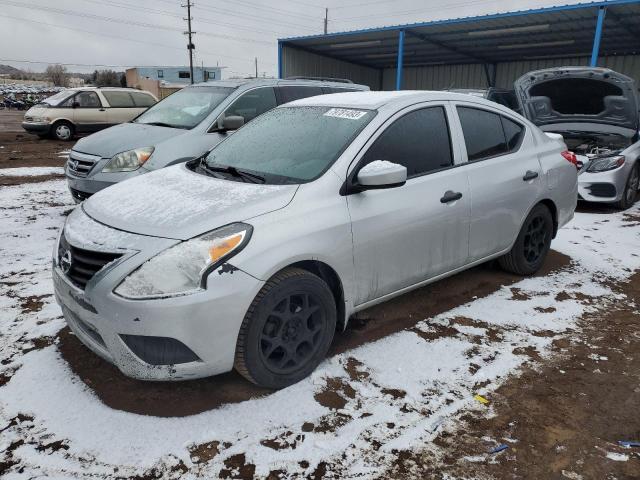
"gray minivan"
65,78,369,202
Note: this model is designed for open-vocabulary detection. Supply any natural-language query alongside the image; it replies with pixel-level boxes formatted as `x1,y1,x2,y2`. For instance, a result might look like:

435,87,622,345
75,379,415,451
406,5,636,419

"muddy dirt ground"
2,109,639,479
384,273,640,480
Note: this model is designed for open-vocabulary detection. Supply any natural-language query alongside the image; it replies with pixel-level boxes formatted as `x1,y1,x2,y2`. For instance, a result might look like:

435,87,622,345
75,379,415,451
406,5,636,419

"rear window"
529,78,623,115
102,91,135,108
130,92,156,107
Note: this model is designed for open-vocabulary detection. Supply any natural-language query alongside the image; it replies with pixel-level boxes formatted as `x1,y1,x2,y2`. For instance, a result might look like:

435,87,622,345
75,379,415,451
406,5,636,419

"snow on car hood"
83,164,298,240
514,67,639,133
72,122,187,159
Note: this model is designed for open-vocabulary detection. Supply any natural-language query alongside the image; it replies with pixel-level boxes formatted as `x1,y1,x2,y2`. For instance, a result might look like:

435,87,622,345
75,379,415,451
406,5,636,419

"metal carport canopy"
278,0,640,89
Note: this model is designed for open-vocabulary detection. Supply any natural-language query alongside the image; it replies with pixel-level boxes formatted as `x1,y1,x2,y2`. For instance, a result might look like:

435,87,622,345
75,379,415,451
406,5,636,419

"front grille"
58,235,122,289
69,187,93,203
67,151,102,177
24,116,33,122
586,183,616,198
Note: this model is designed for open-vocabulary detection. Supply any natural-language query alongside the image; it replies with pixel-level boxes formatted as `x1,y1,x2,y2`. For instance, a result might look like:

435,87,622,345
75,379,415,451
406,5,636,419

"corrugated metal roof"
280,1,640,69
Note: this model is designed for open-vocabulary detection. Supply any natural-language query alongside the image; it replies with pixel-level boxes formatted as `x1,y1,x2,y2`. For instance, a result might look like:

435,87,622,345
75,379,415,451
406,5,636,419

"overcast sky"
0,0,589,77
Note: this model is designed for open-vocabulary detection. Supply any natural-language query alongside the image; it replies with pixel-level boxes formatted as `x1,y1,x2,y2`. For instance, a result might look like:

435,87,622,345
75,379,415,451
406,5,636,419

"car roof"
286,90,492,110
189,78,369,90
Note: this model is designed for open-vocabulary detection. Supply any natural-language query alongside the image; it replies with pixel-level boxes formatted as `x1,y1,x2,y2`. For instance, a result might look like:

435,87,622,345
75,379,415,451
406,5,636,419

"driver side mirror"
352,161,407,192
216,115,244,132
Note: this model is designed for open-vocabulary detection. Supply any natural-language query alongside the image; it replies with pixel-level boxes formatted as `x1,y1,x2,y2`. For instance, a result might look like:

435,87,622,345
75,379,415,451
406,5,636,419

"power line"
0,0,278,45
331,0,503,22
192,1,319,31
0,13,276,66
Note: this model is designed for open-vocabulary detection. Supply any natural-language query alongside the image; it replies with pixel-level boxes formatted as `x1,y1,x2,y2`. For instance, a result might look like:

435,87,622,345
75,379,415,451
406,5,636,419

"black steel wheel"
499,203,553,275
235,268,336,389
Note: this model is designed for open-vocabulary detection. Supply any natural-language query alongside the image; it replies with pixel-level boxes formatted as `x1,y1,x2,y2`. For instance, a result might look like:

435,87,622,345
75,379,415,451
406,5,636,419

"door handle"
523,170,539,181
440,190,463,203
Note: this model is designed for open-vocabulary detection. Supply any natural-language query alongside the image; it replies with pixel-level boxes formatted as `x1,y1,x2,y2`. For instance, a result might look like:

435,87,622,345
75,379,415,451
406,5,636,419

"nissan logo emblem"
60,249,72,274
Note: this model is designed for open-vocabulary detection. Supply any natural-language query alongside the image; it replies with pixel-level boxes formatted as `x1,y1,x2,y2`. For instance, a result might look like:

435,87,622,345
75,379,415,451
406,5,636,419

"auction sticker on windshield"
324,108,368,120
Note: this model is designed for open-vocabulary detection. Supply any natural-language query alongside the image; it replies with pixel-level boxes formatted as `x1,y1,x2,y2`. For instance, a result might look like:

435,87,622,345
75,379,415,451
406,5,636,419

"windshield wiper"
200,161,265,183
139,121,187,129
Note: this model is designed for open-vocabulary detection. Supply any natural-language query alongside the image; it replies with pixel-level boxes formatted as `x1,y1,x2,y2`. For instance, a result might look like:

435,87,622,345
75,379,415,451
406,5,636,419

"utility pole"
255,57,258,78
324,8,328,34
183,0,195,84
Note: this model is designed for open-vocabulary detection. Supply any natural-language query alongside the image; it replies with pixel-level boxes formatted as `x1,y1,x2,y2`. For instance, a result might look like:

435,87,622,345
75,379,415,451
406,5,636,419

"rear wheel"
52,121,74,141
499,203,553,276
615,163,639,210
234,268,336,389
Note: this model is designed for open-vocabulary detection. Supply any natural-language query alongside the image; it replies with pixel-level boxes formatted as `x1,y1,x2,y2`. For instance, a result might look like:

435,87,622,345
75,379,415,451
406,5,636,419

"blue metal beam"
396,29,405,90
278,40,283,79
279,0,640,43
590,6,607,66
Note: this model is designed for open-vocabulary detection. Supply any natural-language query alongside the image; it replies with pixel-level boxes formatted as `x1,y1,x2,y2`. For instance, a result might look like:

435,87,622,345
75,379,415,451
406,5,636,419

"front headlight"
114,223,252,299
586,155,625,173
102,146,154,173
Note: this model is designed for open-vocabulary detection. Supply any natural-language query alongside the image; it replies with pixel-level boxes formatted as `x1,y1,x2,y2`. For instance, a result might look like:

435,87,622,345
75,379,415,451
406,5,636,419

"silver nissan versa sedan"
53,91,577,388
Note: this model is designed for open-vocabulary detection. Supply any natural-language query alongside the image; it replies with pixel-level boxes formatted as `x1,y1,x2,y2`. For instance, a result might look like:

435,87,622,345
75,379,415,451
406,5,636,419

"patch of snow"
1,179,639,477
606,451,629,462
0,167,64,177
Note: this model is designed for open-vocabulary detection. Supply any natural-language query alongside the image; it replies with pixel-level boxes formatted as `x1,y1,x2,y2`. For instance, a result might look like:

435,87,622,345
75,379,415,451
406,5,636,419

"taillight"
561,150,579,169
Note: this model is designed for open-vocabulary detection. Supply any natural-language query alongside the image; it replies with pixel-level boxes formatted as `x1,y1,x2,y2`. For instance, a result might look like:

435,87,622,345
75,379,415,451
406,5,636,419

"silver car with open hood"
53,91,577,388
515,67,639,209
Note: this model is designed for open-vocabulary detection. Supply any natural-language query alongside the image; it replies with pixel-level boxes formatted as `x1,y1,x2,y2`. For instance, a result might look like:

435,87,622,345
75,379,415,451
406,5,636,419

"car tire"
615,163,639,210
499,203,553,276
51,121,74,141
234,267,336,389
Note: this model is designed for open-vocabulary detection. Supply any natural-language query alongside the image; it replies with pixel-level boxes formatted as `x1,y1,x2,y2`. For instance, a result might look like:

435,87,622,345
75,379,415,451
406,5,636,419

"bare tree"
93,70,120,87
45,64,69,87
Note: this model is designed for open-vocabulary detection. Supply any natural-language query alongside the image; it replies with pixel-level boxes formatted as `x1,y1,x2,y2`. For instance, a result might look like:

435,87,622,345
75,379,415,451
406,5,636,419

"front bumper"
577,166,628,203
21,122,50,135
65,156,149,201
53,210,264,380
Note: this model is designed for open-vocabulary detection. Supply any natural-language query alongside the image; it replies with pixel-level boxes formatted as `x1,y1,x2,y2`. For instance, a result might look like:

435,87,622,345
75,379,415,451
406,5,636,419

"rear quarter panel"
535,130,578,229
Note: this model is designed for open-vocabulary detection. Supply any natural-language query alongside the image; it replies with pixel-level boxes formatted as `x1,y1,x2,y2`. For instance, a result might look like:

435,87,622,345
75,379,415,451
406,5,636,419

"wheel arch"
538,198,559,238
278,260,347,331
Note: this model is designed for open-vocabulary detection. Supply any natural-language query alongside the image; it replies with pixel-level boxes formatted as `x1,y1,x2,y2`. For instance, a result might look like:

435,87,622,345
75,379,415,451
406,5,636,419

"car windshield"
40,90,74,106
134,86,235,129
203,106,375,184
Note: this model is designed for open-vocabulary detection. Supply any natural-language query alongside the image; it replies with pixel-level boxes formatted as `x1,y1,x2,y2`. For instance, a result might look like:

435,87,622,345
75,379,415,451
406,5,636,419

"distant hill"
0,64,24,76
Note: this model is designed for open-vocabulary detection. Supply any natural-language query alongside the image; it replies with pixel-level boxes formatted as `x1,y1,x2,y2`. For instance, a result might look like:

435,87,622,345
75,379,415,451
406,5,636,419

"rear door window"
457,106,525,160
223,87,277,123
361,106,453,178
457,107,508,161
501,116,525,150
75,91,102,108
102,91,135,108
130,92,156,107
276,86,323,104
322,87,362,94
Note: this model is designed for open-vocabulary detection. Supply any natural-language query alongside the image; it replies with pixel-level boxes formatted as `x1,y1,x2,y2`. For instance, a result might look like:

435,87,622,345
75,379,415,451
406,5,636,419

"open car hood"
514,67,639,134
83,164,298,240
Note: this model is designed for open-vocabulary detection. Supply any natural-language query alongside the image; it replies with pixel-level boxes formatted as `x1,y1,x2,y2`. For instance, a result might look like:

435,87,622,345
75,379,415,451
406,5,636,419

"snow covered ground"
1,178,639,478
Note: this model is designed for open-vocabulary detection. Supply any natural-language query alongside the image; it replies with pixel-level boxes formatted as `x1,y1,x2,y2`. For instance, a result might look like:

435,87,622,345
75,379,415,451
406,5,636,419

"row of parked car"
47,68,638,388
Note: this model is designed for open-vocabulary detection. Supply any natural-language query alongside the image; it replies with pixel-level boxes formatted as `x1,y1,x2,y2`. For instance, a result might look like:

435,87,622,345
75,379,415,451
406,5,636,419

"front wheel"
52,121,74,141
499,203,553,276
615,164,639,210
234,268,336,389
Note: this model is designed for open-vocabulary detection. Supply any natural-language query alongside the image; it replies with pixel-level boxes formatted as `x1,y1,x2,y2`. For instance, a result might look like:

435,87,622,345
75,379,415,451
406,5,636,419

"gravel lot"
1,110,639,479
